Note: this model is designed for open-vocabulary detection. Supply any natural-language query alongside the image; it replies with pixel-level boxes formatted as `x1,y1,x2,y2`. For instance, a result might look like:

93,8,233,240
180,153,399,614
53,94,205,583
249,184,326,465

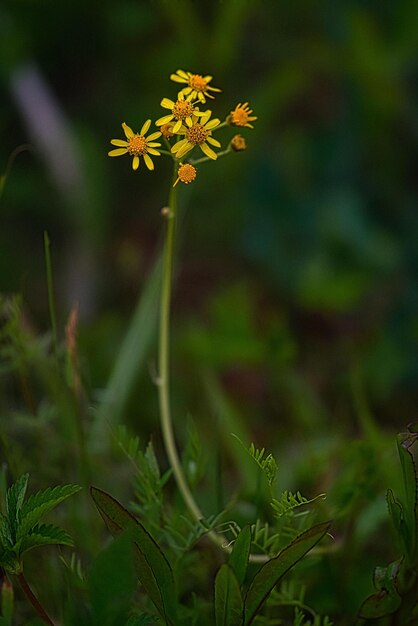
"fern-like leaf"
271,491,326,519
16,523,73,556
6,474,29,541
232,435,278,487
17,484,81,540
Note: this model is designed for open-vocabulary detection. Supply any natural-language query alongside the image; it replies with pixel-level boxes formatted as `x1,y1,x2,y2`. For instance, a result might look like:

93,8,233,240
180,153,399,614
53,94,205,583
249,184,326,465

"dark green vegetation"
1,0,418,624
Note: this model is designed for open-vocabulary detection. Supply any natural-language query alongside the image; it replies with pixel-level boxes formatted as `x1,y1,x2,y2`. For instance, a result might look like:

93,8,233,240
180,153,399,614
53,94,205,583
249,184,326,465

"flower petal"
177,69,189,79
200,111,212,125
147,142,162,147
143,154,154,170
205,118,220,130
160,98,175,110
203,75,213,82
156,114,174,126
172,119,183,133
132,156,140,170
140,119,151,135
110,139,128,147
171,138,189,153
176,143,193,158
108,148,128,156
147,131,162,141
122,123,134,138
200,142,217,160
147,147,161,156
171,74,187,83
207,136,221,147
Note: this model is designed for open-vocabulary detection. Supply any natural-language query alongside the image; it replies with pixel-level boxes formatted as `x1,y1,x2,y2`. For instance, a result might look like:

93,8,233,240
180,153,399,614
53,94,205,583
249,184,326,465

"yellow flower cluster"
108,69,257,185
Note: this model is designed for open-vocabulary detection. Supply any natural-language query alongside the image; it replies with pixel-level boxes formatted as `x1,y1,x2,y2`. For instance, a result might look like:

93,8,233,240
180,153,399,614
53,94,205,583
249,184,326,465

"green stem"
157,165,269,562
158,167,203,522
190,146,232,165
17,572,56,626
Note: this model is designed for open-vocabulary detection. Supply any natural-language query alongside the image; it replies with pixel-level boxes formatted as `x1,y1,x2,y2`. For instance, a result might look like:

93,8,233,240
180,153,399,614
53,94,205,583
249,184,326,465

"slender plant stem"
157,165,269,561
17,572,56,626
43,231,58,355
158,166,203,522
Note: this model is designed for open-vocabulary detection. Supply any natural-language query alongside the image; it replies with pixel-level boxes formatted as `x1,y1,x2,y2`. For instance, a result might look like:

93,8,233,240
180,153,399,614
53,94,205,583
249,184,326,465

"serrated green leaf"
17,523,73,555
358,559,402,618
17,484,82,540
90,486,177,625
89,530,136,626
229,525,251,586
244,521,331,625
0,513,12,548
215,564,243,626
6,474,28,541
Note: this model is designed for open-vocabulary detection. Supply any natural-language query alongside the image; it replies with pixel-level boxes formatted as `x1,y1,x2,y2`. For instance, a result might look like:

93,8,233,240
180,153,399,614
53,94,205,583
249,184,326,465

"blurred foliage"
0,0,418,623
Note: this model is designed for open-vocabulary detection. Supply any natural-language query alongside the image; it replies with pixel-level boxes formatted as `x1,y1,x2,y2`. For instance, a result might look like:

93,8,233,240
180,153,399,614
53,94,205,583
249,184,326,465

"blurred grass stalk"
91,257,161,453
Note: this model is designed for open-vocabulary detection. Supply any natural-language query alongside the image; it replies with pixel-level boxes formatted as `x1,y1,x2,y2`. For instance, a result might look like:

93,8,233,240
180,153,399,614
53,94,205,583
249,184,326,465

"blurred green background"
1,0,418,448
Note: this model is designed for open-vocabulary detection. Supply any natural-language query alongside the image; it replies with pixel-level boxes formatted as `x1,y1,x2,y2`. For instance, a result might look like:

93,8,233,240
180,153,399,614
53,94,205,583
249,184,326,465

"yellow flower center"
128,135,147,155
178,163,196,184
231,107,249,126
172,100,194,120
187,123,208,145
188,74,207,92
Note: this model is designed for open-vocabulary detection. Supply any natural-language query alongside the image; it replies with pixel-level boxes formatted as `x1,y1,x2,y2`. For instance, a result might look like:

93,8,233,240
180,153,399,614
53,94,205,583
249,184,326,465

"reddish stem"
17,572,56,626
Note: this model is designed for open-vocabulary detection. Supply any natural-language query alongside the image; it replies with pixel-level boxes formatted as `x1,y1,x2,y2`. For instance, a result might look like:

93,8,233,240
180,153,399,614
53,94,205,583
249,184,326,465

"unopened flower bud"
230,134,247,152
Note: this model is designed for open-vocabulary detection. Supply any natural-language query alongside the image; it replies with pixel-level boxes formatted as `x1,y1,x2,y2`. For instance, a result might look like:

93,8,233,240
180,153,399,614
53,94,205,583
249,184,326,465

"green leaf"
215,564,243,626
229,525,251,586
244,521,331,625
397,432,418,560
358,559,402,618
6,474,29,541
386,489,409,554
17,523,74,556
90,486,177,625
17,484,82,540
0,513,12,548
89,530,136,626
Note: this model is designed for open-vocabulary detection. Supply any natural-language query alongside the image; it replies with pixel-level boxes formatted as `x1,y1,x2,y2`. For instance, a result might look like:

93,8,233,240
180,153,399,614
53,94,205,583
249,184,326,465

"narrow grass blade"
244,521,331,625
90,486,177,624
91,258,161,453
215,564,243,626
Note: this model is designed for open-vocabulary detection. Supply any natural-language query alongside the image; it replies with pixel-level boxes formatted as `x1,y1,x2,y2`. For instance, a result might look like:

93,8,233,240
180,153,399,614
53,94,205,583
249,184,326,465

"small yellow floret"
174,163,197,187
229,102,257,129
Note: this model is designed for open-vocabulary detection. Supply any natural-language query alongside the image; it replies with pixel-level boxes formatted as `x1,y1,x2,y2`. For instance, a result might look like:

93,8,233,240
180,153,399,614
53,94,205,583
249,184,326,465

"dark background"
1,0,418,451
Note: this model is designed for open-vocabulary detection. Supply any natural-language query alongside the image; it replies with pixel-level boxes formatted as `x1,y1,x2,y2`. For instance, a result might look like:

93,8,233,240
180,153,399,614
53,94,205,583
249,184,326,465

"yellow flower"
229,102,257,129
170,70,221,103
171,111,221,160
156,93,201,134
173,163,197,187
108,121,162,171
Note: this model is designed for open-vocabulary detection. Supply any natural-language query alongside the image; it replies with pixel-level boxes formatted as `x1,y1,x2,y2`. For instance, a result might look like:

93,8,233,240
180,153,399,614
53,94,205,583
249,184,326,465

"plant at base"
0,473,81,625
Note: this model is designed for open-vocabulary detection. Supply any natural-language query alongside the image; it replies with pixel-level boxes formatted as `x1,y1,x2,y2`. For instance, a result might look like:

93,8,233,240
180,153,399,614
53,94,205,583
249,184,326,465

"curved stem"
157,165,268,562
17,572,56,626
158,168,203,521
